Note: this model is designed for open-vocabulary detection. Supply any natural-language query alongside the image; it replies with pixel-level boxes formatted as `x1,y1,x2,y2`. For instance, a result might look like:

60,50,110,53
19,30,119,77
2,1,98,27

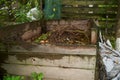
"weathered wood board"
61,0,117,28
4,53,96,69
0,45,96,80
8,44,96,55
1,64,95,80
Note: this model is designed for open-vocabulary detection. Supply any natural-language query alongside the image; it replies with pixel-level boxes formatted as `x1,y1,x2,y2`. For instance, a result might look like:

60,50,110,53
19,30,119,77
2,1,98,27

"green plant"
14,9,31,23
31,72,43,80
3,75,24,80
0,0,42,25
0,0,16,23
34,33,50,43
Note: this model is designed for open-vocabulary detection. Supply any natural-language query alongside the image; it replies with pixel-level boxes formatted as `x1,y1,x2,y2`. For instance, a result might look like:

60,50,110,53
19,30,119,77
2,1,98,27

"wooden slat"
62,4,118,8
1,64,95,80
62,8,117,15
62,7,117,11
8,45,96,56
62,12,117,16
99,22,116,26
62,0,105,6
62,0,117,6
61,0,117,28
5,54,96,69
99,22,116,28
61,13,116,21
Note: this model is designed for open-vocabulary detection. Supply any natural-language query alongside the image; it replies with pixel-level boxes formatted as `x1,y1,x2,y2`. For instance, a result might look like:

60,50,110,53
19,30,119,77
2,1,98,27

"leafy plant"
0,0,42,25
31,72,43,80
3,75,24,80
14,9,31,23
0,0,16,22
14,1,43,23
34,32,50,43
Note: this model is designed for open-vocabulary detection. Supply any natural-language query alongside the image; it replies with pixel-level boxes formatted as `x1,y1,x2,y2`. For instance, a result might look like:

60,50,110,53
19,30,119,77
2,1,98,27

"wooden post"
116,1,120,52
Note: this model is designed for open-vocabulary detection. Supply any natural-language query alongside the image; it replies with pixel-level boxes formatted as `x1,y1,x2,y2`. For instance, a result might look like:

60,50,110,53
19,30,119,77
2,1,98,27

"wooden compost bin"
0,20,97,80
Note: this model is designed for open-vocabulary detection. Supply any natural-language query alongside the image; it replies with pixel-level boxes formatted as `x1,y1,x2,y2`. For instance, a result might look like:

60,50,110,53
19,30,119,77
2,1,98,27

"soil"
48,25,91,46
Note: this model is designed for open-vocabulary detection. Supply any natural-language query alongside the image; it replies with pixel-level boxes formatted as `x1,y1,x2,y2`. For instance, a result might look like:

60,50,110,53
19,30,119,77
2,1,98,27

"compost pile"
48,25,90,45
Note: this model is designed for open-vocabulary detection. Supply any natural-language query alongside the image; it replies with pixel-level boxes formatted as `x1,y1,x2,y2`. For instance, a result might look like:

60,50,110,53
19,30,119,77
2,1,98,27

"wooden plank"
1,64,95,80
62,0,105,6
99,22,116,26
62,0,117,6
44,79,60,80
61,13,116,20
9,44,96,56
5,54,96,69
62,12,117,16
62,7,117,13
62,10,117,15
61,12,116,19
0,21,42,47
61,0,118,28
62,4,118,8
5,55,26,64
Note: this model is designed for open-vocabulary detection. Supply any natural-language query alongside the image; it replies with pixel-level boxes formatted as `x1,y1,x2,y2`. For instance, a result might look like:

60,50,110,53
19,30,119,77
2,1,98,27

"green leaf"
31,72,37,80
38,73,43,80
3,75,23,80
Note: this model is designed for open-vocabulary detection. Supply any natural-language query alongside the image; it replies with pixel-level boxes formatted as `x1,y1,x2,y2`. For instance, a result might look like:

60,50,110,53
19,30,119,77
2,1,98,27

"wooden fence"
61,0,117,28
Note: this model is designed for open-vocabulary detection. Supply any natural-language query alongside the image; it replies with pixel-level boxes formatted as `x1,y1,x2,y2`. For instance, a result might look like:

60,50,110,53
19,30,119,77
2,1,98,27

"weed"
31,72,43,80
3,75,24,80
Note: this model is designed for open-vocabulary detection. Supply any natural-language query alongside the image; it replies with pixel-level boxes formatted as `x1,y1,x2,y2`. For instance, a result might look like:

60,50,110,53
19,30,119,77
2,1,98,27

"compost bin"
0,20,97,80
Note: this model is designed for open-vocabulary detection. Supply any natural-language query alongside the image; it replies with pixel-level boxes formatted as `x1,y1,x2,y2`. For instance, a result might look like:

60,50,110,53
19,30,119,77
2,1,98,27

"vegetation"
3,75,24,80
31,72,43,80
3,72,43,80
34,32,50,43
0,0,43,26
14,7,31,23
